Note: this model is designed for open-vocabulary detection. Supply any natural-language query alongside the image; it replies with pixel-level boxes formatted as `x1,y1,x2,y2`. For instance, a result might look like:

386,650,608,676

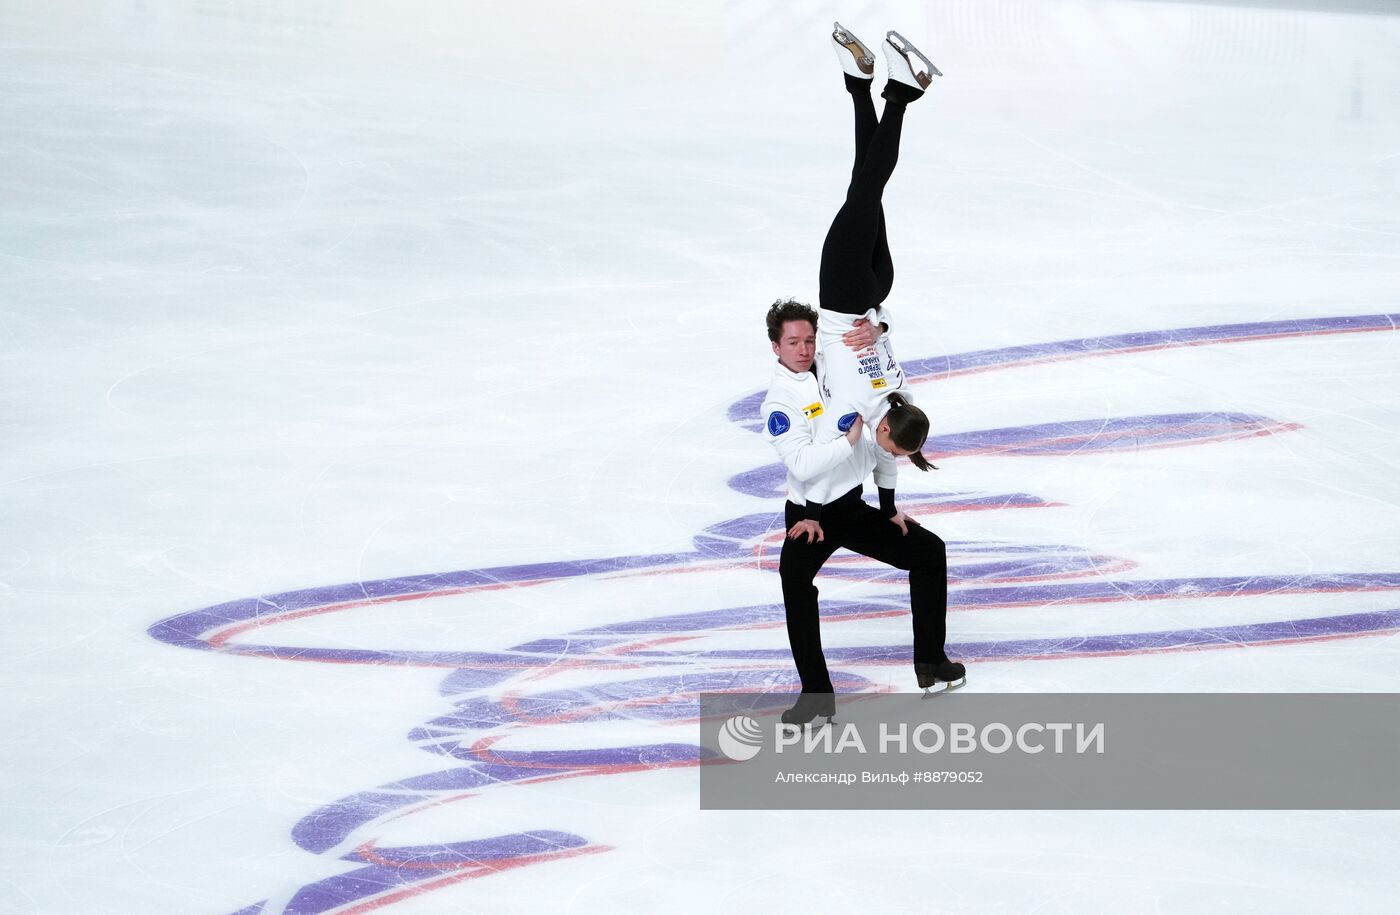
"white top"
813,305,911,501
759,358,895,513
814,305,910,422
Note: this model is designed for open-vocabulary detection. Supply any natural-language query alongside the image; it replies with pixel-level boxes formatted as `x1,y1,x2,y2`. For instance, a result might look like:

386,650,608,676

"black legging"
818,78,910,315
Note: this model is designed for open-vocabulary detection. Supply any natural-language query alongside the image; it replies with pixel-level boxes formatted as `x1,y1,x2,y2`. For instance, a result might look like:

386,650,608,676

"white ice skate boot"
831,21,875,79
883,30,942,91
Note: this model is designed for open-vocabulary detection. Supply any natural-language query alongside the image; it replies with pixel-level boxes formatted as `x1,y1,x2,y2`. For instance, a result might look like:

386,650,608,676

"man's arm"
763,397,864,523
796,413,864,521
762,396,857,485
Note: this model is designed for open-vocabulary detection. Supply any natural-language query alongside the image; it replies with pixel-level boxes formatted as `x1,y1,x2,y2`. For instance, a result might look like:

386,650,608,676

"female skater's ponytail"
885,394,937,471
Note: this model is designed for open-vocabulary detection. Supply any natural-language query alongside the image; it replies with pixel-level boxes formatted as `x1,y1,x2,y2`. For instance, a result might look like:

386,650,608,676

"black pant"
779,486,949,692
818,81,908,315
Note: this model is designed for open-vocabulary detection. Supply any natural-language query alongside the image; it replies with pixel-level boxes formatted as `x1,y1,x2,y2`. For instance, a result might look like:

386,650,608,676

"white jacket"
760,358,895,518
815,305,909,423
814,306,909,501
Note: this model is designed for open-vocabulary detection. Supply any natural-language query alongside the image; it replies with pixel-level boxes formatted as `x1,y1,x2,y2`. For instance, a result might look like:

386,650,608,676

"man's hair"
766,297,818,342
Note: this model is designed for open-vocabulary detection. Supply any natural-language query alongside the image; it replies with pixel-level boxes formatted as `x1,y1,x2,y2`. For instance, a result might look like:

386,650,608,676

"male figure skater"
760,296,964,727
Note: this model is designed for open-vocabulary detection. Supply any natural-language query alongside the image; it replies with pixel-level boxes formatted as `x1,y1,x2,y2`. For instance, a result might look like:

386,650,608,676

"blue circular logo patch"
767,411,790,436
837,412,858,432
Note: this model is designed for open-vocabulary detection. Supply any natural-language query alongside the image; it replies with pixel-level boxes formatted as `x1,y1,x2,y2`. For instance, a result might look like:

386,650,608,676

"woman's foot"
882,31,941,103
831,22,876,80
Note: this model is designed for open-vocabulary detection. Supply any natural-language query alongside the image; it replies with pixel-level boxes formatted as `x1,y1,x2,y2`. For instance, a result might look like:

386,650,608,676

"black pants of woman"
818,75,917,316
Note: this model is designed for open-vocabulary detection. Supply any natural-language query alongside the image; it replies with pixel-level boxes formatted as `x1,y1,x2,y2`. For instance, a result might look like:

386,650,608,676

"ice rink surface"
4,0,1400,912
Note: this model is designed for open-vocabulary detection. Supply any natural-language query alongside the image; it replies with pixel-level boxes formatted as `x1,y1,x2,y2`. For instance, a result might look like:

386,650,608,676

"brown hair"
886,393,936,471
766,297,818,342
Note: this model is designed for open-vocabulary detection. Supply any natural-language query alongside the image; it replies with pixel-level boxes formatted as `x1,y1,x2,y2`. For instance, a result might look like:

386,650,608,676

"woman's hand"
787,520,825,544
888,510,918,536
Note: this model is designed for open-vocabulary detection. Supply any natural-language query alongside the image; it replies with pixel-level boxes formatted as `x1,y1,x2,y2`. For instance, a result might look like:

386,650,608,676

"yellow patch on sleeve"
802,402,824,419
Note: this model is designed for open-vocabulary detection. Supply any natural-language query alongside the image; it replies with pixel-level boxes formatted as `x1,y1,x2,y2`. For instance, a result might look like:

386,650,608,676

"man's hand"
787,519,824,544
844,413,864,445
842,318,883,350
888,510,918,536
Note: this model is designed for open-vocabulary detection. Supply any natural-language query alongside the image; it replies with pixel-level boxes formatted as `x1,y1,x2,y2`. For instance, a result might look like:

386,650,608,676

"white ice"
3,0,1400,912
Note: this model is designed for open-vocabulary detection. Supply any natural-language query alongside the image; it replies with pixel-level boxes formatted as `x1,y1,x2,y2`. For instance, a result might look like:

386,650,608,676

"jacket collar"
773,359,811,382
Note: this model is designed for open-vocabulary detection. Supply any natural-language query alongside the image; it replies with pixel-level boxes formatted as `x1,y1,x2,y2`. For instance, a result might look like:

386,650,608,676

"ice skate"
780,692,836,728
883,30,941,91
831,21,875,79
915,660,966,698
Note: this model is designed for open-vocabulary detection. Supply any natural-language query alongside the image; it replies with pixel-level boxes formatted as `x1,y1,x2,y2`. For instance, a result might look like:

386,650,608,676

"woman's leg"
819,80,917,314
848,74,877,182
845,76,896,306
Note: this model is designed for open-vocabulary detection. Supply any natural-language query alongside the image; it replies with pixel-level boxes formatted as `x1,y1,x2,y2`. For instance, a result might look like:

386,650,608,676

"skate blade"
921,676,967,699
832,22,875,71
886,30,943,82
781,715,836,734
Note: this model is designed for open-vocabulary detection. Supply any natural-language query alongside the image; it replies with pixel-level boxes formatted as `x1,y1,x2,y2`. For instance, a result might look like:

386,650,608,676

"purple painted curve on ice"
293,792,426,856
697,499,1031,536
262,578,1400,907
725,448,1061,501
214,643,646,668
573,598,898,638
569,572,1400,642
412,607,1400,739
154,511,835,656
835,553,1122,583
900,313,1400,381
380,748,710,791
954,608,1400,658
158,515,1111,668
413,672,870,737
729,413,1295,497
438,744,705,769
151,503,1095,664
290,772,603,855
927,413,1294,457
621,608,1400,664
148,554,700,652
344,835,589,868
203,571,1400,671
283,832,590,915
726,313,1400,431
418,672,834,733
436,667,518,693
695,503,1007,554
943,572,1400,609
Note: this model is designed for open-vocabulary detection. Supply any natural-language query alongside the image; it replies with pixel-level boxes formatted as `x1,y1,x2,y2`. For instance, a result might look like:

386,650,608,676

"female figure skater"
800,24,939,524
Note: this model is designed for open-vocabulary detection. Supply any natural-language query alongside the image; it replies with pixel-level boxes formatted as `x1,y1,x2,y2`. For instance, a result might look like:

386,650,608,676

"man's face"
772,320,816,374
